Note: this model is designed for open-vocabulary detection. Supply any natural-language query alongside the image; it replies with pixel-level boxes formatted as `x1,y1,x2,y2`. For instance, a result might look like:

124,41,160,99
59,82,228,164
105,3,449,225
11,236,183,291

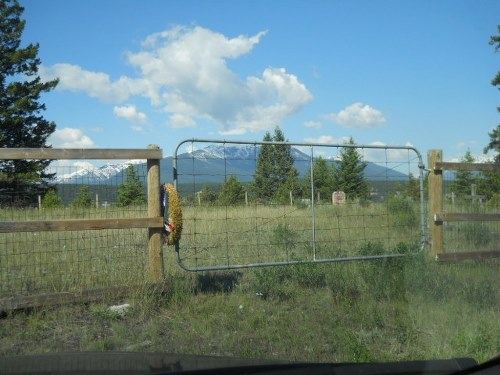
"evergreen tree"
253,126,299,202
117,165,146,206
253,131,274,200
309,156,335,201
489,25,500,116
479,127,500,201
72,186,93,209
218,175,245,206
41,188,63,209
478,28,500,202
449,149,477,199
333,137,369,200
273,127,296,188
0,0,58,206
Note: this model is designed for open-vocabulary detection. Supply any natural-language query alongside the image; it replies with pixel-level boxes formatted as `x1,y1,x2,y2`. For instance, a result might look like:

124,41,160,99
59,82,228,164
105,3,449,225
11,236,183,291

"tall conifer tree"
334,137,369,200
253,126,299,202
0,0,58,205
253,131,275,200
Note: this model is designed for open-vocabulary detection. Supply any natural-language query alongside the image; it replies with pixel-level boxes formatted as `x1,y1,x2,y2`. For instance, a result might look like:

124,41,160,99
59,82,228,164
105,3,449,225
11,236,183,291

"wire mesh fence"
173,139,426,271
0,150,160,299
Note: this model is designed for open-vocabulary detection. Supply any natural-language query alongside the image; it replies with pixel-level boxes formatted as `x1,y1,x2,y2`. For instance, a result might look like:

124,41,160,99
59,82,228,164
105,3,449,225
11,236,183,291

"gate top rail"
0,147,162,160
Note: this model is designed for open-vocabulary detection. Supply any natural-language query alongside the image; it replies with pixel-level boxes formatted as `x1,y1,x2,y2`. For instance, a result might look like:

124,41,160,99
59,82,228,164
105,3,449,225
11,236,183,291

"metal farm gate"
172,139,426,271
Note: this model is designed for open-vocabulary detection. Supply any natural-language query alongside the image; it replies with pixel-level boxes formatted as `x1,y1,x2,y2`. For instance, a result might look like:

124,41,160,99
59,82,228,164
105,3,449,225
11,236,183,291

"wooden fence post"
147,144,164,282
428,150,443,258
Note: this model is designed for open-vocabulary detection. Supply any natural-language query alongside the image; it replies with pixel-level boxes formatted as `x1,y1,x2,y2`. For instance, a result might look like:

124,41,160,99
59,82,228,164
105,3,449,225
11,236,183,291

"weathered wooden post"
147,144,164,282
428,150,443,258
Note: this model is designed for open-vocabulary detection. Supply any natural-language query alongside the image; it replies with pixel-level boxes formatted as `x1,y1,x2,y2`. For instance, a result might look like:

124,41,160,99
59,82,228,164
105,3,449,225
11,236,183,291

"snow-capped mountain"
189,144,255,161
189,144,309,161
53,143,408,185
54,159,145,184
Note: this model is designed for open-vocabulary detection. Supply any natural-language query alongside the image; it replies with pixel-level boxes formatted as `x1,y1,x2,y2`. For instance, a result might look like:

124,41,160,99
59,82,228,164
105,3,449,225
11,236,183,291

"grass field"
0,198,499,363
1,250,498,363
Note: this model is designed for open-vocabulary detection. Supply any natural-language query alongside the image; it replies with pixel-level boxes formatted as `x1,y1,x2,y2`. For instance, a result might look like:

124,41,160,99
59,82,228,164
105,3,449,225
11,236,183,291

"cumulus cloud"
41,26,313,135
39,64,151,103
304,121,322,129
303,135,350,144
169,114,196,128
49,128,96,148
323,102,386,128
113,105,148,124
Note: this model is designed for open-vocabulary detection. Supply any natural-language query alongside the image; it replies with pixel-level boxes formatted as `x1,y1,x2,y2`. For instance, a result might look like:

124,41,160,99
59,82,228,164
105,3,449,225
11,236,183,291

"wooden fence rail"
427,149,500,261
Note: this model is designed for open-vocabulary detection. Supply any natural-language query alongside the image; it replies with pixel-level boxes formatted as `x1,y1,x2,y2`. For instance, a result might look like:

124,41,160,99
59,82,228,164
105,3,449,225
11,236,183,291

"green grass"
1,251,498,363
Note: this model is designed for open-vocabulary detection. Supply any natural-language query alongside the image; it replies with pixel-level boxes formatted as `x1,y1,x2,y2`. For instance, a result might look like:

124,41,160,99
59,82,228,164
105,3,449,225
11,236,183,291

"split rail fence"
428,150,500,261
0,147,164,310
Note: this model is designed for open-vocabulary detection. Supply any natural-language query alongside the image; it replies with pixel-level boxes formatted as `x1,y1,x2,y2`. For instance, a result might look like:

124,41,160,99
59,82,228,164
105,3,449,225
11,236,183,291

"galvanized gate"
172,139,426,271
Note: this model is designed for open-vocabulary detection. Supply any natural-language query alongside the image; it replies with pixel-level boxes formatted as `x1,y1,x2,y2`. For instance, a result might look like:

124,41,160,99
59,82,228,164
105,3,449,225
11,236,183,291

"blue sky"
20,0,500,162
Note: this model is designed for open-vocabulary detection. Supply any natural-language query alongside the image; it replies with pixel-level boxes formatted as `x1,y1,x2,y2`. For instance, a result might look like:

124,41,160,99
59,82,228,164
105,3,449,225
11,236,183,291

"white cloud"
323,102,386,128
303,135,350,144
49,128,96,148
113,105,148,125
39,64,150,103
169,114,196,128
304,121,322,129
41,26,313,135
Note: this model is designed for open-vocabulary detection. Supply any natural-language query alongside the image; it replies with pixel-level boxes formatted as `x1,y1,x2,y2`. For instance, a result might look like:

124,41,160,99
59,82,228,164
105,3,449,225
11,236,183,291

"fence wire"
173,139,426,271
0,161,150,298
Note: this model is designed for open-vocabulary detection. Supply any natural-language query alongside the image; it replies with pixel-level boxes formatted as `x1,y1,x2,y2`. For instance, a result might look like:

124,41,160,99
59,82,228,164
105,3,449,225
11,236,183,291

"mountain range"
54,144,408,185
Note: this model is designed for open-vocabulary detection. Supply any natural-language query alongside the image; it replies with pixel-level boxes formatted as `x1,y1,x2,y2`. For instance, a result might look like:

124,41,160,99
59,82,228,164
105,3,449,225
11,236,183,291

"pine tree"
449,149,477,200
117,165,146,206
253,131,275,201
72,186,93,209
253,126,300,202
478,27,500,203
309,156,335,201
218,175,245,206
0,0,59,206
334,137,369,200
41,188,63,209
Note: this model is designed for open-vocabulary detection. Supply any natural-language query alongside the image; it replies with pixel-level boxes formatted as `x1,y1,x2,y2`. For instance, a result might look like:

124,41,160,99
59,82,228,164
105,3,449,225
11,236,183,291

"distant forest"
52,179,412,208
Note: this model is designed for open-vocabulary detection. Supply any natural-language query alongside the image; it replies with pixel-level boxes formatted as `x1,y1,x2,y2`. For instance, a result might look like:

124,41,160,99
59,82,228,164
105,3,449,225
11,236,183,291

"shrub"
271,223,298,255
252,266,295,301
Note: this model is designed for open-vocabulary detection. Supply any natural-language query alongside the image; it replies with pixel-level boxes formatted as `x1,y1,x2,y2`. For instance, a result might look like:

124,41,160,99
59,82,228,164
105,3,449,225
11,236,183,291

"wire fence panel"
173,139,426,271
439,161,500,259
0,155,156,299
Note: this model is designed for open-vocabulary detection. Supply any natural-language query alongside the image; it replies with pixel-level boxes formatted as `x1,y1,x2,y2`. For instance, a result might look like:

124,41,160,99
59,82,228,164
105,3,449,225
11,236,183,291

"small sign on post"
332,191,346,205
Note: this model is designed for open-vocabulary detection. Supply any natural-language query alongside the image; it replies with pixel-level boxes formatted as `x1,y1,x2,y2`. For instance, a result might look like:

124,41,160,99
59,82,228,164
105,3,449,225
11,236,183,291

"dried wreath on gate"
161,183,183,246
